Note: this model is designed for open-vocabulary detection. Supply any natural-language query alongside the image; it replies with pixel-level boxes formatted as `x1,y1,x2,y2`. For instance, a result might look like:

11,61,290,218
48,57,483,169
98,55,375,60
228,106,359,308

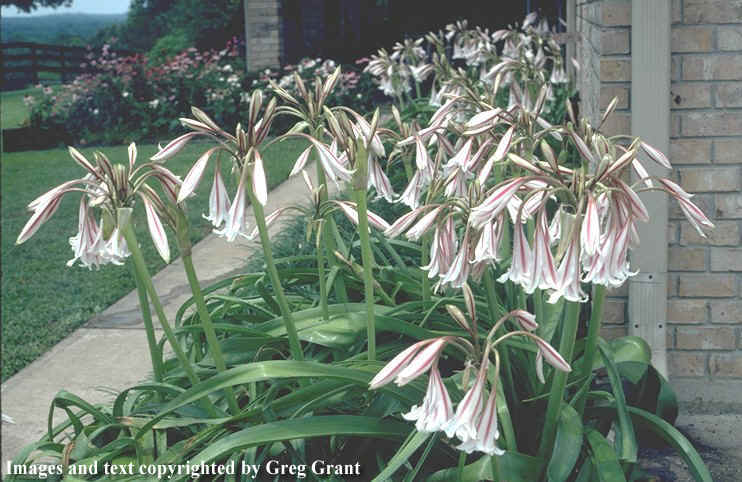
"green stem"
316,228,330,321
533,289,544,327
122,224,218,416
421,234,431,303
179,243,240,414
316,155,349,303
247,187,304,362
538,301,581,461
574,285,605,415
354,186,376,361
325,217,350,302
129,261,163,383
457,452,467,480
484,268,517,450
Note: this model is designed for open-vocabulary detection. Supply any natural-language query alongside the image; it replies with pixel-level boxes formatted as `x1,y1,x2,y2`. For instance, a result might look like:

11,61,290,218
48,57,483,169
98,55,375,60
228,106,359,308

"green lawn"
1,138,307,380
1,87,38,129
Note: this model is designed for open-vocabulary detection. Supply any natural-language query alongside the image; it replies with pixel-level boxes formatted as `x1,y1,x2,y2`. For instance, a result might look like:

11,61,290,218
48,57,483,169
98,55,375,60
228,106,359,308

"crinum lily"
370,309,569,456
17,143,180,266
161,91,306,362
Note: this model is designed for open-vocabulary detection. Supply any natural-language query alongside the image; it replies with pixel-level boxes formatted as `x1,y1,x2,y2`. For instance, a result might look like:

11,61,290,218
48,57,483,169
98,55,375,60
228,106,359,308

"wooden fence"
1,42,134,90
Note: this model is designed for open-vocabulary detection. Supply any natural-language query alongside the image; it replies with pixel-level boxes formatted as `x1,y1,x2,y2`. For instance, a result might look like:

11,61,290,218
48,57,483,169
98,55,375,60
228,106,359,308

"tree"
1,0,73,13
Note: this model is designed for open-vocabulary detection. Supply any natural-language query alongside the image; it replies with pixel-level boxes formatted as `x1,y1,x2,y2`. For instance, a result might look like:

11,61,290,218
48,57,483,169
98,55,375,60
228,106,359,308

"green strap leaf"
547,404,583,482
598,342,638,464
134,361,421,439
48,390,115,440
187,415,409,467
585,429,627,482
428,451,544,481
627,406,713,482
589,336,651,371
372,430,430,481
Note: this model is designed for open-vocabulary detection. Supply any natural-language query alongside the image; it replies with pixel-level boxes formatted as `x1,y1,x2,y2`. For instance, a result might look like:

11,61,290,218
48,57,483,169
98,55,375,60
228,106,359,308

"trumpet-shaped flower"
472,218,504,263
470,178,528,229
214,172,250,242
423,217,457,279
402,365,454,433
498,220,533,287
203,160,231,228
369,339,437,389
444,361,486,443
395,337,449,386
525,209,559,293
67,197,108,268
548,231,588,303
456,389,504,456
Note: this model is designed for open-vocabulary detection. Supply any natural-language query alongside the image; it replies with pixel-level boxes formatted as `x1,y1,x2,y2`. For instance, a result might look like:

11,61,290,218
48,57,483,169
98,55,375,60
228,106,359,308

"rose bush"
24,43,380,149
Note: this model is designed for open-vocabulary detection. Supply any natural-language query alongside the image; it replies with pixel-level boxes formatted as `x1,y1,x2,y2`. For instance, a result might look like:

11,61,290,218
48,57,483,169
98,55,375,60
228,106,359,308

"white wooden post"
629,0,671,377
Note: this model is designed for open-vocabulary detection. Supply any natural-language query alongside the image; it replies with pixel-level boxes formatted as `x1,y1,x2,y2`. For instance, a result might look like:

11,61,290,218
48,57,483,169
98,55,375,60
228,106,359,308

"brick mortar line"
671,51,742,57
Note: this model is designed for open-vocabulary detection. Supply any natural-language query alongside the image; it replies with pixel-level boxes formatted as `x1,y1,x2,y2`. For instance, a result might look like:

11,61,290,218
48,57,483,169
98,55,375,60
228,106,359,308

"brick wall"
576,0,742,402
668,0,742,386
245,0,282,71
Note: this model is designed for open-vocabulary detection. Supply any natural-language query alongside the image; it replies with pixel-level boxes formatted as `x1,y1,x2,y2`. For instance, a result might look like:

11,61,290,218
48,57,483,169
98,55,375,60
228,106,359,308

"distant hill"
1,13,127,45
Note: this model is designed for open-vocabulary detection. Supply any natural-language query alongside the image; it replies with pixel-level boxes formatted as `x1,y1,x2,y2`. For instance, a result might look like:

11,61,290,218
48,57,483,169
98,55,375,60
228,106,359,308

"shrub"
24,47,382,150
26,39,246,146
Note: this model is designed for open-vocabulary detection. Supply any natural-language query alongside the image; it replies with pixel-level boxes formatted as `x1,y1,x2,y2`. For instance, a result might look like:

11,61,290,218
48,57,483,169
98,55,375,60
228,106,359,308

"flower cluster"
16,144,181,268
151,95,278,242
250,56,378,117
364,38,430,98
360,15,714,457
364,14,568,110
370,309,570,456
382,92,713,298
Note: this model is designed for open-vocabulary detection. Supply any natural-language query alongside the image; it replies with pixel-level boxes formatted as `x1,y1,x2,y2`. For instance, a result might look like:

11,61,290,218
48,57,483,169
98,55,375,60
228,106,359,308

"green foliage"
93,0,244,53
147,30,191,66
25,48,382,149
2,0,71,14
25,40,246,147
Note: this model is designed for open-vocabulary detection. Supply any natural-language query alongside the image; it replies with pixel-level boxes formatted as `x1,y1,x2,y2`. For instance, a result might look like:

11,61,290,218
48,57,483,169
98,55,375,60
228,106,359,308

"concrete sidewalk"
1,163,337,466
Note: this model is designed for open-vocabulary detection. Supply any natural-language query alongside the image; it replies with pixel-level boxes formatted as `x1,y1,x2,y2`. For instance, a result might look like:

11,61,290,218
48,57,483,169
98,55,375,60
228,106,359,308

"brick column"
575,0,742,407
244,0,282,72
668,0,742,400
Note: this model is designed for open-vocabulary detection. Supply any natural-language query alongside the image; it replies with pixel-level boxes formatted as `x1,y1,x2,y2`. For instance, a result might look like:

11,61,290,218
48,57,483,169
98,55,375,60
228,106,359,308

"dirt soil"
638,412,742,481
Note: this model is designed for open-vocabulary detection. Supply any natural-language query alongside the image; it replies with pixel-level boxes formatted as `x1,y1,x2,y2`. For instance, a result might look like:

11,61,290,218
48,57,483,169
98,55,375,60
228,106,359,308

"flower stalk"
121,222,218,416
574,284,606,415
314,145,350,304
315,224,331,321
537,300,581,461
246,176,304,362
353,142,377,361
130,261,163,383
175,209,240,413
484,269,516,436
421,234,432,303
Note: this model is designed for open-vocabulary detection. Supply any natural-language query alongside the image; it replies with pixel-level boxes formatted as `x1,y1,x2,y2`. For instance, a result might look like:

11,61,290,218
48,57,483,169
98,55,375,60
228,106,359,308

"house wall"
576,0,742,406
